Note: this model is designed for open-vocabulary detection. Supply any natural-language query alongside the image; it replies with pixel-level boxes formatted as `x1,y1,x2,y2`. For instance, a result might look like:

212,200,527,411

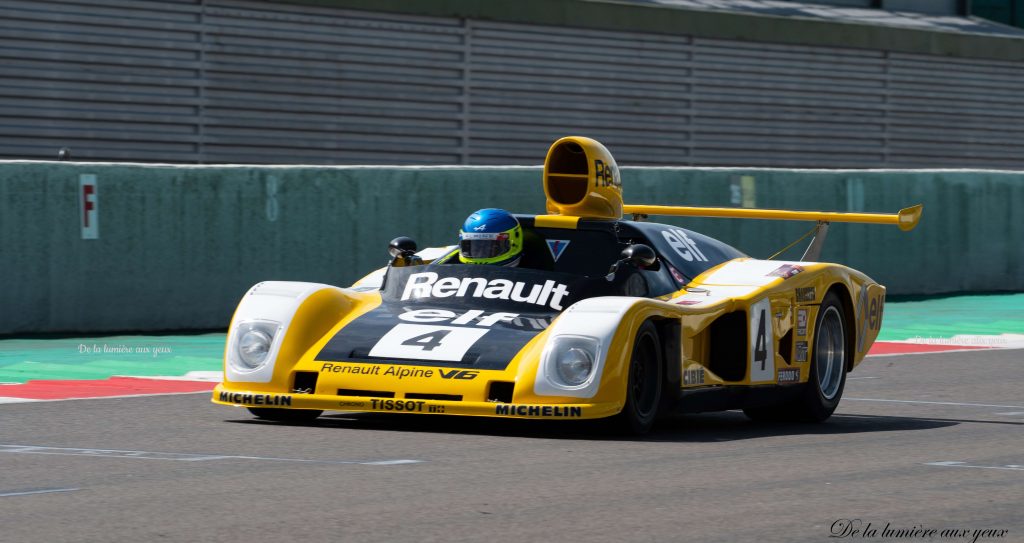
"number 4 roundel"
369,324,489,362
401,329,449,351
749,298,775,383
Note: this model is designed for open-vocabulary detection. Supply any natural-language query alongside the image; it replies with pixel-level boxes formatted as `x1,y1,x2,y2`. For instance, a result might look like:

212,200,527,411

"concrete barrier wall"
1,162,1021,334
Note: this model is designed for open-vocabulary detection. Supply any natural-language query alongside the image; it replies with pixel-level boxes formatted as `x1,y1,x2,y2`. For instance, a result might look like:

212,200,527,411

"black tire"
610,320,663,434
743,290,848,423
247,407,323,423
795,291,848,422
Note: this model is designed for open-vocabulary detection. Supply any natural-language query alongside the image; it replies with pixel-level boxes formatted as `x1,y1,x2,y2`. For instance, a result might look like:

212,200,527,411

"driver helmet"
458,208,523,266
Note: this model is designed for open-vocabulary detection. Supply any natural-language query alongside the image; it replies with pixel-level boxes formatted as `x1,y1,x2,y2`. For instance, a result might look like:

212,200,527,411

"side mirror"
388,237,417,258
620,244,657,268
606,243,657,281
388,237,423,267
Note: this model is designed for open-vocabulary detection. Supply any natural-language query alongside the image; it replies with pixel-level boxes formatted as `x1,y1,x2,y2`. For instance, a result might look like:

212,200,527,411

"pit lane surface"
1,350,1021,543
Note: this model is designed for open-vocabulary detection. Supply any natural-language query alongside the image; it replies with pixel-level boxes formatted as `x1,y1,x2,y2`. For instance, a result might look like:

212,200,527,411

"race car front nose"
212,383,621,420
291,367,517,404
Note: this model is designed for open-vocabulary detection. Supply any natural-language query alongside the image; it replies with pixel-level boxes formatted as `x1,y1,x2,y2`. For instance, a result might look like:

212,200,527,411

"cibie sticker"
683,366,705,385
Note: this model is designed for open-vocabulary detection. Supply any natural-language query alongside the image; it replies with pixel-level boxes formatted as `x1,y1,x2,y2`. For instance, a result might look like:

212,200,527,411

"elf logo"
401,272,570,311
662,228,707,262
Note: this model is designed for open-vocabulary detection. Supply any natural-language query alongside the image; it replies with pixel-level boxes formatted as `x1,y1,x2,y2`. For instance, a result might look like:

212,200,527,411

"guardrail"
1,162,1020,334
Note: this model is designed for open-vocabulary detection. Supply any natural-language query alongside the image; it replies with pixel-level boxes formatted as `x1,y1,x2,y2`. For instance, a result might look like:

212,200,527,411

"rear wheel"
610,321,663,434
247,407,323,423
796,291,848,421
743,290,848,422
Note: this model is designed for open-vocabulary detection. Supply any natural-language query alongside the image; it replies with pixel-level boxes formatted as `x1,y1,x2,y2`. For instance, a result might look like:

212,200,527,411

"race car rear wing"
622,204,923,261
622,204,923,231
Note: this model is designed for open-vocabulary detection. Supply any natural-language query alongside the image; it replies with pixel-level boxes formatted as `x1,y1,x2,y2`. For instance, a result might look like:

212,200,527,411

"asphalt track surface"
1,350,1021,543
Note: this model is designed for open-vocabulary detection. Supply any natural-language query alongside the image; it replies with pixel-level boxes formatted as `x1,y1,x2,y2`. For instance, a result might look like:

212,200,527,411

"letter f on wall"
80,174,99,240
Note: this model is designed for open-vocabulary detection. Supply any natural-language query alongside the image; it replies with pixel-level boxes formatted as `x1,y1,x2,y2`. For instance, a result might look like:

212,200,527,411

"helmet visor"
459,233,511,259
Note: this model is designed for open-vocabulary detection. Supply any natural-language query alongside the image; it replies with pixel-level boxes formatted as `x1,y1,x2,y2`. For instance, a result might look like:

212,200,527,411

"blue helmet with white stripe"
458,208,523,266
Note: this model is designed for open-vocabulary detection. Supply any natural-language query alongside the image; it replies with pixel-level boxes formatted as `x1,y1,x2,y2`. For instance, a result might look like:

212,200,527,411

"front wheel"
247,407,323,423
610,320,663,434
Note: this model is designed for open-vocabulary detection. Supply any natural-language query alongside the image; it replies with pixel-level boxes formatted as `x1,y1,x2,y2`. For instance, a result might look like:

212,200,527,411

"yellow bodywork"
212,259,886,420
213,135,914,421
623,204,923,231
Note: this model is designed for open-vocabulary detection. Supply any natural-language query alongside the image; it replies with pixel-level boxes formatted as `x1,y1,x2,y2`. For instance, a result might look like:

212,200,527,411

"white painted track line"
845,398,1024,409
0,444,423,466
924,461,1024,472
0,488,80,498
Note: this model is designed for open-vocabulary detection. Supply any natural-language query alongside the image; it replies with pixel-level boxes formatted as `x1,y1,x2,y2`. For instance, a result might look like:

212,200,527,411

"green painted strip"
878,293,1024,341
0,334,225,384
0,293,1020,383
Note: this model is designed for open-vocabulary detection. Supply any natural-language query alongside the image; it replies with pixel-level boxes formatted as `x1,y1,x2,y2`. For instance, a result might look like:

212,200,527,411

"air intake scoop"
543,136,623,219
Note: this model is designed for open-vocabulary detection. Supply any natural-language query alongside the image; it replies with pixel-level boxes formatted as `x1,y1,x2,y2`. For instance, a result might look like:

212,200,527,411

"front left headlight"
557,346,594,386
546,335,600,388
230,321,281,372
238,329,273,369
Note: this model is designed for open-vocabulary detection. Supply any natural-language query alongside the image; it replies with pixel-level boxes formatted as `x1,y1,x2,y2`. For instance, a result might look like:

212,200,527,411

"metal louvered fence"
2,0,1023,168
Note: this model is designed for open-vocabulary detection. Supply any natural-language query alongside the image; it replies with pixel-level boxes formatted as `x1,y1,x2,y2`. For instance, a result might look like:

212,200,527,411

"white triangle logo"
545,239,571,262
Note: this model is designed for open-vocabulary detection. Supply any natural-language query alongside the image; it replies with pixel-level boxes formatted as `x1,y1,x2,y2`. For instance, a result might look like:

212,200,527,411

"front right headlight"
546,335,600,388
230,320,281,372
238,329,273,369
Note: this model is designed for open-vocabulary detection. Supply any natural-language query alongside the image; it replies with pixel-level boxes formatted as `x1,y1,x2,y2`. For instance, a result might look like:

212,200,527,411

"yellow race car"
212,137,921,433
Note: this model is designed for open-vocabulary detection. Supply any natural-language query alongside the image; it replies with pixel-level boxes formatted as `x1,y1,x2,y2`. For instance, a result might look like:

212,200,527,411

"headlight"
231,321,280,372
556,347,594,386
547,335,600,388
238,329,272,369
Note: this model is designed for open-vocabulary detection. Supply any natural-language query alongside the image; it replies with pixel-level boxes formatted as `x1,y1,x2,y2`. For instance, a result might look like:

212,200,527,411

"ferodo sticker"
777,368,800,384
749,298,775,383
